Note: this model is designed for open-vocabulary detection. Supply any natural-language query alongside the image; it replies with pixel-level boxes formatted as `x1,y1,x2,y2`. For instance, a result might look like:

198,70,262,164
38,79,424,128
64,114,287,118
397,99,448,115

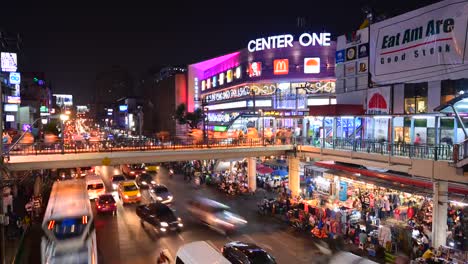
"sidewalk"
4,191,31,263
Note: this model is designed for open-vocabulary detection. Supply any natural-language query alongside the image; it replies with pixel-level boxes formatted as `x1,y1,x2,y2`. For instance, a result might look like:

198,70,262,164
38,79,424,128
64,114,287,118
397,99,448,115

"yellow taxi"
118,181,142,204
144,163,159,172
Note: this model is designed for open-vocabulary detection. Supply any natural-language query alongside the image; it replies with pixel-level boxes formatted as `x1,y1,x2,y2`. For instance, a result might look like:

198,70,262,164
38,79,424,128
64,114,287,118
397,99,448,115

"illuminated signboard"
4,104,18,112
201,80,206,91
1,52,18,72
212,76,217,88
235,66,242,79
207,112,240,123
7,96,20,104
204,84,277,103
248,33,331,52
6,115,15,122
219,72,225,85
273,59,289,75
226,70,233,83
194,77,199,108
304,58,321,74
9,72,21,84
40,106,48,113
206,78,211,89
53,94,73,106
248,62,262,77
291,81,336,94
214,126,227,132
119,105,128,112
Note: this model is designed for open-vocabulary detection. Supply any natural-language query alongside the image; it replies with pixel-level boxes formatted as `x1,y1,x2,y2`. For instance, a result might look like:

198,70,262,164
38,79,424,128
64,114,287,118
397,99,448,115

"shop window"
404,83,428,114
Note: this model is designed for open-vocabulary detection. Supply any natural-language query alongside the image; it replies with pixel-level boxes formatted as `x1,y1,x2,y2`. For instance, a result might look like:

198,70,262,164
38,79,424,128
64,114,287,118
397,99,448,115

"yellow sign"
101,157,111,166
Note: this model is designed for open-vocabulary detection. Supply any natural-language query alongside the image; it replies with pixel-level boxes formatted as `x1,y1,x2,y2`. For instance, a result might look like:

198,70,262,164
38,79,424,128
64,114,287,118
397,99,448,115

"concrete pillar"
288,156,300,197
410,118,415,143
302,118,307,139
247,157,257,192
432,181,448,248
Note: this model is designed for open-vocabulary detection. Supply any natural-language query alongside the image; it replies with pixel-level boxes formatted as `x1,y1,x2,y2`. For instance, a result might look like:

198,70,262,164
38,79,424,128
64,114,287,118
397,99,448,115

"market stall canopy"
272,169,288,177
257,167,273,174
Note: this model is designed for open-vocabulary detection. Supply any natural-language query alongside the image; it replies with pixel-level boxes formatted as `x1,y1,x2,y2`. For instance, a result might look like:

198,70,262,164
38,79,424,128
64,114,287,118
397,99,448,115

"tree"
174,103,203,129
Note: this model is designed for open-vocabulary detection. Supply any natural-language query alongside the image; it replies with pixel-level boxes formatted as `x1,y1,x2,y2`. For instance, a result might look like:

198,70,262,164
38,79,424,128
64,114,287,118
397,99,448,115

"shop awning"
309,104,365,116
314,161,468,197
257,167,274,174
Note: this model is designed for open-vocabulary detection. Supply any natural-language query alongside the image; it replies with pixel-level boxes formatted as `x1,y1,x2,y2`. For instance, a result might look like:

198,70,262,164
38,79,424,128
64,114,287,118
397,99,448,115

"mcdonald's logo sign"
273,59,289,75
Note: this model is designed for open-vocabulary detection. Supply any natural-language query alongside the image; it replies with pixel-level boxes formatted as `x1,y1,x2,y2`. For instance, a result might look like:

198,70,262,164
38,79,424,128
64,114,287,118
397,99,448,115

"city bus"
41,179,98,264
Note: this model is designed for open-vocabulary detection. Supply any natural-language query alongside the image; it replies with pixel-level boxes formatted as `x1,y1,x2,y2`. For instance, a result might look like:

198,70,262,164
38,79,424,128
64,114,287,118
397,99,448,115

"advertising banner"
367,86,391,114
339,181,348,201
370,0,468,85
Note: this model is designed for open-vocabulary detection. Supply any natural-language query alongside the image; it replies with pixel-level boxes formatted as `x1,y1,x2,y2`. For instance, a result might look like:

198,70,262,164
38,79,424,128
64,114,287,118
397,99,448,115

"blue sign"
339,181,348,201
9,72,21,85
119,105,128,112
335,50,345,63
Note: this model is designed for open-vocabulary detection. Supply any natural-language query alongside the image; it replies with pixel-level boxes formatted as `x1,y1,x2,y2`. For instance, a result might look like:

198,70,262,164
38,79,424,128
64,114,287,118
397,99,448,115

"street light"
60,114,69,154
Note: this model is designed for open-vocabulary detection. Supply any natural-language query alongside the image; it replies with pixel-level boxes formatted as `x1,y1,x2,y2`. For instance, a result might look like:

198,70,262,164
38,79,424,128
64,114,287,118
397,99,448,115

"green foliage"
174,103,204,129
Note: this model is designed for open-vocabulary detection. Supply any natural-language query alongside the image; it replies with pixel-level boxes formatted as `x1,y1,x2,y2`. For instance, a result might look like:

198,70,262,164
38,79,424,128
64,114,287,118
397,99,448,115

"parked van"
85,174,105,200
175,241,230,264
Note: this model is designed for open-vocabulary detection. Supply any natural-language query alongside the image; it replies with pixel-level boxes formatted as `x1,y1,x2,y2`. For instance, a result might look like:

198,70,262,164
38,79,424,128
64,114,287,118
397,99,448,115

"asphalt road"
94,165,321,264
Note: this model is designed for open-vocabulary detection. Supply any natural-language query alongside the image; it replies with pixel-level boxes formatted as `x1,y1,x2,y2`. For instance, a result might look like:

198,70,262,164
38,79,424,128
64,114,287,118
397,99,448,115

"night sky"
0,0,439,104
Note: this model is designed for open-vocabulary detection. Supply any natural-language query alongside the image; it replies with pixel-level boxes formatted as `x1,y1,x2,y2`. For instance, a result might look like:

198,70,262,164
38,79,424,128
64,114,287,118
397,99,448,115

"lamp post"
60,114,69,154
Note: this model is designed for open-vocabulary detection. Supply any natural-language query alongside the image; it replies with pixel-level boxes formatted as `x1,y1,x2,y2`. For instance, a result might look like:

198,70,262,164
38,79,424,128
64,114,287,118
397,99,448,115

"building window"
404,83,428,114
441,79,468,104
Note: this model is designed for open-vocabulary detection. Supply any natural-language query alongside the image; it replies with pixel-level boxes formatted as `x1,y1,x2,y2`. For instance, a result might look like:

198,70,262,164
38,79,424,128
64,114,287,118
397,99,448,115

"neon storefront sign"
292,81,336,94
248,33,331,52
203,84,277,103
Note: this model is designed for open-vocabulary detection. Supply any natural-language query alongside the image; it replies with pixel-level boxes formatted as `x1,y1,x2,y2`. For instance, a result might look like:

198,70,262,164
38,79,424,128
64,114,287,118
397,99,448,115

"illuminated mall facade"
187,33,337,134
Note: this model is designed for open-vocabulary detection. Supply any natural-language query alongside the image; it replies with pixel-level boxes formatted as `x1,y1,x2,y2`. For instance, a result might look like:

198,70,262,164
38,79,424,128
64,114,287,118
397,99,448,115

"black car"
136,202,183,233
222,241,276,264
135,173,155,188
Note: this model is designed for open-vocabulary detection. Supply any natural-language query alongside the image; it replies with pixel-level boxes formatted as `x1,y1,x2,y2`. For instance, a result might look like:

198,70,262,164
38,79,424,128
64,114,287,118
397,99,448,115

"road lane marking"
177,233,185,241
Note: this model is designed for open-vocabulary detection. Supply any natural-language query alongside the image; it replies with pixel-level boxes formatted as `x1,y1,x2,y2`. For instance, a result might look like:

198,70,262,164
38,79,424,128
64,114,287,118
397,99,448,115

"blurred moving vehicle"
222,241,276,264
41,180,98,264
111,175,126,190
186,197,247,235
95,194,117,215
120,164,146,178
144,163,159,172
136,202,183,233
85,174,106,200
176,241,231,264
117,181,141,204
149,184,173,204
135,173,155,188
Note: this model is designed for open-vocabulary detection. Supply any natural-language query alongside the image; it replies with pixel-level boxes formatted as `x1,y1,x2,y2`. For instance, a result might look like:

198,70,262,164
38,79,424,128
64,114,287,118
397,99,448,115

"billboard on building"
1,52,18,72
370,0,468,85
335,28,369,93
53,94,73,107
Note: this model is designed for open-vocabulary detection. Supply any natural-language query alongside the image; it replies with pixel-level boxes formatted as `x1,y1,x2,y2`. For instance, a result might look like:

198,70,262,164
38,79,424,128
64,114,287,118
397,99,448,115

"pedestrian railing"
297,137,454,161
3,135,457,161
4,137,284,157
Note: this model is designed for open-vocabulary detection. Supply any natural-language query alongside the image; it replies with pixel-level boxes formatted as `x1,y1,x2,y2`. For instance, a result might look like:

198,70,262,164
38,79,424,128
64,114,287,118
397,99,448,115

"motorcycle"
169,169,174,178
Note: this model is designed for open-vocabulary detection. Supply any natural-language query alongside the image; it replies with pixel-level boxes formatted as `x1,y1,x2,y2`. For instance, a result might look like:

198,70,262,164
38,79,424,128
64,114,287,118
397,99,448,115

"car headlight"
124,195,129,199
143,170,146,173
130,171,135,174
151,181,156,184
177,217,182,221
142,181,147,185
112,184,117,189
178,223,183,227
137,193,141,197
160,222,168,227
156,196,163,201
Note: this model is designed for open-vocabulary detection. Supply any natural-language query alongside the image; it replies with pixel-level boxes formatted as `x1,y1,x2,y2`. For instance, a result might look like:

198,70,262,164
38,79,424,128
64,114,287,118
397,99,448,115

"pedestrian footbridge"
6,145,294,171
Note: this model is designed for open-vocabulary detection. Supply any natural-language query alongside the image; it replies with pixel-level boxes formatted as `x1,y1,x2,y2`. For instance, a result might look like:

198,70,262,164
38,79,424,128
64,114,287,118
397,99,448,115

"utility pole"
0,80,5,264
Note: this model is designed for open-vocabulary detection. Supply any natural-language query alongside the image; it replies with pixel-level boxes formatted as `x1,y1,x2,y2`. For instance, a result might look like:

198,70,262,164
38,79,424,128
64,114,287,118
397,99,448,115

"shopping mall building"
187,32,339,136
